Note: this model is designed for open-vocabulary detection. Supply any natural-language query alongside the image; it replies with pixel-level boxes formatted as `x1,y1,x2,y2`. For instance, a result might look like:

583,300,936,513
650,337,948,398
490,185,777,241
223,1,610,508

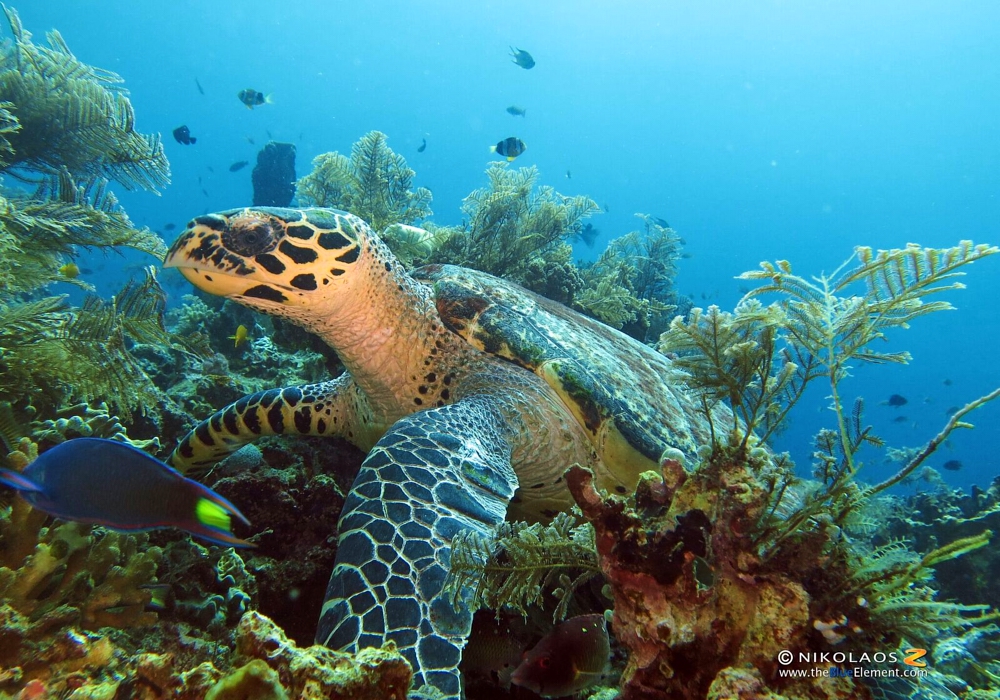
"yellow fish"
229,324,249,347
59,262,80,279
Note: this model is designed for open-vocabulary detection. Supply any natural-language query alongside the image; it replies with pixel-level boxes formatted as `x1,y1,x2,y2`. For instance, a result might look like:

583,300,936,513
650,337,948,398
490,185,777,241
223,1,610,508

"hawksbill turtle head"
164,207,390,317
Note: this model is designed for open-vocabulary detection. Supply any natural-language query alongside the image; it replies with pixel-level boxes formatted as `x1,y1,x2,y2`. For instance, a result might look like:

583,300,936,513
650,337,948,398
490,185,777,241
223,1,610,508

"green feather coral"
0,5,168,190
0,269,172,420
296,130,431,232
430,162,600,287
576,214,685,340
445,511,601,621
0,7,186,422
660,240,998,462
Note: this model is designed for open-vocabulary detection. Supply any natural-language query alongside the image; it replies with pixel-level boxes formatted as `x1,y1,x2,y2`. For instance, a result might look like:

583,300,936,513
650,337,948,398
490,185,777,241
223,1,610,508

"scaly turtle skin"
164,207,717,698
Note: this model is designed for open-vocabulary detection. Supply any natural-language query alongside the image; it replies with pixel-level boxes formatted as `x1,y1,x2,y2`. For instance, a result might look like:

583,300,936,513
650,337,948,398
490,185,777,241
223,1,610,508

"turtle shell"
414,264,719,479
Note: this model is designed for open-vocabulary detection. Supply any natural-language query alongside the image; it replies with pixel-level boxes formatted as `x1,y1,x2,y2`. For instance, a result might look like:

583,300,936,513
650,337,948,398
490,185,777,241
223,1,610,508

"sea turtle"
164,206,719,698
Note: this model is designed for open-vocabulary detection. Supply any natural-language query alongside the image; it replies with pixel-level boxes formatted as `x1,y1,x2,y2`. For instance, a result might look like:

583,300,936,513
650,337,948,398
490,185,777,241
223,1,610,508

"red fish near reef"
0,437,252,547
511,613,611,697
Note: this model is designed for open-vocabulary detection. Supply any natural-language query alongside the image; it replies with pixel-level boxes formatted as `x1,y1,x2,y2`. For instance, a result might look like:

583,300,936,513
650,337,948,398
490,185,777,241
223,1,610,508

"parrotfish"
0,438,252,547
511,613,611,697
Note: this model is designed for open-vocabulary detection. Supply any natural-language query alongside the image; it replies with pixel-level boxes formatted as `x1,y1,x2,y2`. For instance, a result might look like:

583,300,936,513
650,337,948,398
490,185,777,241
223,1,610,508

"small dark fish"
164,223,176,231
680,252,693,259
510,46,535,69
650,216,670,228
566,169,572,179
238,88,270,109
892,415,908,423
195,77,204,95
266,129,273,139
511,614,610,697
603,203,610,213
417,138,427,153
207,166,215,173
201,188,209,197
172,125,197,145
491,136,527,161
945,406,960,416
229,160,249,172
506,105,526,117
883,394,908,407
246,135,256,145
943,378,953,386
0,438,252,547
576,222,598,247
942,459,962,471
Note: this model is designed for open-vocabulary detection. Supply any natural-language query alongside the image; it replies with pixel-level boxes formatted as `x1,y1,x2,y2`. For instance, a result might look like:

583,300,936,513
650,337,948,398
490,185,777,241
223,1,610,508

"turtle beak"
163,256,257,298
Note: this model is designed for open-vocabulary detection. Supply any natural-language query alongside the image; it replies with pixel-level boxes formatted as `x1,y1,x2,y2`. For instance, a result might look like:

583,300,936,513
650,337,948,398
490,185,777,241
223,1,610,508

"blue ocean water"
18,1,1000,491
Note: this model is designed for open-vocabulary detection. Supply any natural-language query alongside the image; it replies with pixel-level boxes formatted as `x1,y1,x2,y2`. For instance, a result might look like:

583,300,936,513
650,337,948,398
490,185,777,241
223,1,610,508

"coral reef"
564,453,833,699
296,130,431,232
227,612,411,700
885,474,1000,614
0,439,163,686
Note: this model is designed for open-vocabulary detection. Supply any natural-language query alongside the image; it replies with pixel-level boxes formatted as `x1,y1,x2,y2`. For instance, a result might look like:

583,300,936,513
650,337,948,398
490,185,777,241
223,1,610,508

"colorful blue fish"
0,438,252,547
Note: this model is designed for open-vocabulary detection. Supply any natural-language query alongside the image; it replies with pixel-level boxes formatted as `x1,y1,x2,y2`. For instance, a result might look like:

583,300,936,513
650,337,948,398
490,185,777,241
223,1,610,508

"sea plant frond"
430,162,599,284
0,5,169,191
445,511,600,621
295,130,431,232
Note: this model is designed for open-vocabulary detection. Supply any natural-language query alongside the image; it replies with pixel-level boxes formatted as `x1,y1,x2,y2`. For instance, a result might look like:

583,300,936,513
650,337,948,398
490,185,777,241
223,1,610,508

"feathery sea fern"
662,241,997,462
0,269,174,420
0,5,168,191
0,7,176,424
431,162,600,285
295,130,432,231
445,512,601,621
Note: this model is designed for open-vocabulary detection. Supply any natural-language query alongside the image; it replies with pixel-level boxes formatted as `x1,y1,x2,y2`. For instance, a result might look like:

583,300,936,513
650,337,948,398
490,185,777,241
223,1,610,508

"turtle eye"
537,656,551,669
224,219,280,256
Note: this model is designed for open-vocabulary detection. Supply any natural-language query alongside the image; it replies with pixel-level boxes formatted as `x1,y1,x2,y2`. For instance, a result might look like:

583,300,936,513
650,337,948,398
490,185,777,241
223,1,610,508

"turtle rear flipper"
317,397,518,699
168,375,358,474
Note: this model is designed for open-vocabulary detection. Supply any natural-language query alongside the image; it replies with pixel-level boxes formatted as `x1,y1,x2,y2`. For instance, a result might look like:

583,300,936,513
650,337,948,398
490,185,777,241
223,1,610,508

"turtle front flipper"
168,375,358,474
317,396,518,699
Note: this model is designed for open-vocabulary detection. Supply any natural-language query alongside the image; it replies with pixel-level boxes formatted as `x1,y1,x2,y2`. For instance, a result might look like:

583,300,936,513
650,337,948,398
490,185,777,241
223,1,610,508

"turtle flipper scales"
316,396,518,699
168,375,358,473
